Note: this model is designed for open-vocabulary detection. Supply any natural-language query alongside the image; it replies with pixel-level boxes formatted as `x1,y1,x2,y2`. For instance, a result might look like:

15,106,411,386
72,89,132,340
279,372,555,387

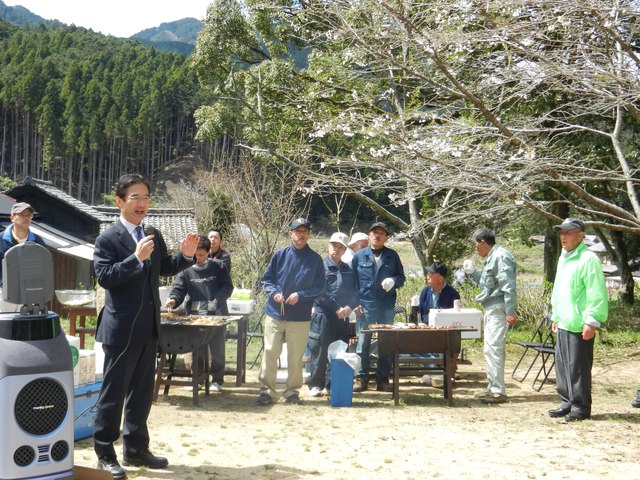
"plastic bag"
328,340,348,360
328,339,361,372
336,351,362,372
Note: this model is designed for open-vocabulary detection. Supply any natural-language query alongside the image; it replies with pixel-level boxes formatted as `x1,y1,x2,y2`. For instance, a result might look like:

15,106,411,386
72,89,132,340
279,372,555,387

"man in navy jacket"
258,218,325,405
351,222,405,392
418,261,461,323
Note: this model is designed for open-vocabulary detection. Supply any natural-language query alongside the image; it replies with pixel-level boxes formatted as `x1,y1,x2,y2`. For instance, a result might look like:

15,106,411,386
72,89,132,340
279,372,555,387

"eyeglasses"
126,195,151,203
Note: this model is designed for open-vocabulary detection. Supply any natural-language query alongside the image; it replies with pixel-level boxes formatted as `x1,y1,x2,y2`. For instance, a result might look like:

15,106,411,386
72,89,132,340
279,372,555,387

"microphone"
143,224,156,267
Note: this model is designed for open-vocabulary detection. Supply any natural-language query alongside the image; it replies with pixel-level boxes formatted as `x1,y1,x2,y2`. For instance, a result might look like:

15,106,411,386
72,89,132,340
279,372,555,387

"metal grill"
13,446,35,467
15,378,68,435
50,441,69,462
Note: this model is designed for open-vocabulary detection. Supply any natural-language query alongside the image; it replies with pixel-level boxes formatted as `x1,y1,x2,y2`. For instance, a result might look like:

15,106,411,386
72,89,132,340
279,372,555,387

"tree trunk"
611,231,634,305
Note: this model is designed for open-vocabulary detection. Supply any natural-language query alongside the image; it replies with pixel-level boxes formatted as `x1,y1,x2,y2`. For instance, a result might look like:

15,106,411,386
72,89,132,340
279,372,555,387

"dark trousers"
556,328,594,416
94,337,158,458
193,326,226,384
307,312,350,389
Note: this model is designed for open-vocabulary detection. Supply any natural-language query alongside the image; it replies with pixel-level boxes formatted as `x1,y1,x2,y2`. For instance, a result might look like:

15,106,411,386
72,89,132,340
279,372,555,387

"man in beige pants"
257,218,326,405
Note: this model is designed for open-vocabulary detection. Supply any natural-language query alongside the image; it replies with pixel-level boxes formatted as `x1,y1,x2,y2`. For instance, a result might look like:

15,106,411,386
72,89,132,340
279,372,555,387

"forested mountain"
0,0,63,29
132,18,202,55
133,18,202,44
0,20,203,203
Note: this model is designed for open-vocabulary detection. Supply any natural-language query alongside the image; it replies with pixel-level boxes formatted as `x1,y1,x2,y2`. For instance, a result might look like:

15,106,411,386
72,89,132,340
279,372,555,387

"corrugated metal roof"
94,207,198,252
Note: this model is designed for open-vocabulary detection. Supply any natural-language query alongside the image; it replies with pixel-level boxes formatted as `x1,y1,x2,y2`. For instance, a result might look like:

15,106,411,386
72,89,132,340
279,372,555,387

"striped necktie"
133,225,144,242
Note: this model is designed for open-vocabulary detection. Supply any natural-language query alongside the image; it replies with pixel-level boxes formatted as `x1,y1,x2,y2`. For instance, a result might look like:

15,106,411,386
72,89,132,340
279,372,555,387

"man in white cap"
306,232,359,397
548,217,607,422
342,232,369,264
1,202,46,310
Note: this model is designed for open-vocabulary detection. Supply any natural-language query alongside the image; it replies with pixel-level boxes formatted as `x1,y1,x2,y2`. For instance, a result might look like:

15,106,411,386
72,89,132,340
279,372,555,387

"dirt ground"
73,349,640,480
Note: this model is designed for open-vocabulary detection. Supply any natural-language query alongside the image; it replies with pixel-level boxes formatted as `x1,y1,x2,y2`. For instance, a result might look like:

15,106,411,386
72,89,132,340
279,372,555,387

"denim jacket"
352,246,405,311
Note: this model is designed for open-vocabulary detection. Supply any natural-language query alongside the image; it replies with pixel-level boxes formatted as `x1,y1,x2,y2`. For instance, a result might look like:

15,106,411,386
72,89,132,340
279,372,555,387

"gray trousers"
555,328,594,416
483,303,508,395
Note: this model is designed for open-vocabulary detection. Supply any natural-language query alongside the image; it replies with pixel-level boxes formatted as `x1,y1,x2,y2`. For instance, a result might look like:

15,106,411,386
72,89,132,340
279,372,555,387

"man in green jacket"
549,218,608,422
466,228,518,404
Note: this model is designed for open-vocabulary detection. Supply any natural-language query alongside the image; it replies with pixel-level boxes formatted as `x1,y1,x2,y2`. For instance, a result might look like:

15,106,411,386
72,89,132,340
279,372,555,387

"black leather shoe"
564,412,590,423
122,448,168,469
632,397,640,408
97,456,127,479
548,407,571,418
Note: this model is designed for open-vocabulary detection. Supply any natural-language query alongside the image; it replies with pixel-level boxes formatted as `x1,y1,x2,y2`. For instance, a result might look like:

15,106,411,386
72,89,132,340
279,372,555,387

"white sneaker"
309,387,323,397
211,382,223,392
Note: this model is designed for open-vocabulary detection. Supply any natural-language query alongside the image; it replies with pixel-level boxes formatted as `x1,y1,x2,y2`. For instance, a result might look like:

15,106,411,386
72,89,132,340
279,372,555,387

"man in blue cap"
258,218,325,405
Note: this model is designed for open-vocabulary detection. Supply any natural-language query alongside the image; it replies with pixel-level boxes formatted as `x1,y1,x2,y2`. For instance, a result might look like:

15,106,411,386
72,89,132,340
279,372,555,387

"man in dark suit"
93,174,198,479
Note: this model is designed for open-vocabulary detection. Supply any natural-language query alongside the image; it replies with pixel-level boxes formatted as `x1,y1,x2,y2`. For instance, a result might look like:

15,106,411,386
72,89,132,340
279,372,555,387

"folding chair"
393,306,408,322
532,344,556,391
246,312,265,369
511,313,555,383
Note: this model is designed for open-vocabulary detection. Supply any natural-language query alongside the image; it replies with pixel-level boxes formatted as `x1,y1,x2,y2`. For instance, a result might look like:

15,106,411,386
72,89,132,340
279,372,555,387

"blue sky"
4,0,212,37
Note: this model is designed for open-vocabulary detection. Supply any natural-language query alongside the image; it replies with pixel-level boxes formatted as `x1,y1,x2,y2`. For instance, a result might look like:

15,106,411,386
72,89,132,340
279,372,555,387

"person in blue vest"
351,222,405,393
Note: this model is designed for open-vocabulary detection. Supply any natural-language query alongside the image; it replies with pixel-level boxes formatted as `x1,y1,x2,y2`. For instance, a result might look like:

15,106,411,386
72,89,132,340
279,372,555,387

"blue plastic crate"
330,359,354,407
74,380,102,441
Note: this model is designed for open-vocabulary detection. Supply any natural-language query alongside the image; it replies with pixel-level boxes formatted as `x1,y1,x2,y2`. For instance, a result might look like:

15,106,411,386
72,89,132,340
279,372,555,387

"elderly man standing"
352,222,405,393
258,218,325,405
548,218,608,422
465,228,517,404
306,232,359,397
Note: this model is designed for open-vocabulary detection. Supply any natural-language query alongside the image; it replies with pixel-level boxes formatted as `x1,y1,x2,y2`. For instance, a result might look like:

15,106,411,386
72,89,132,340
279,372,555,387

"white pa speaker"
0,313,74,480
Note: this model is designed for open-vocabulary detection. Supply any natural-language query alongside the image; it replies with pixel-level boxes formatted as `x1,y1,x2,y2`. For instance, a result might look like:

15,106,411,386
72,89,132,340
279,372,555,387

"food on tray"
160,312,230,327
369,324,395,329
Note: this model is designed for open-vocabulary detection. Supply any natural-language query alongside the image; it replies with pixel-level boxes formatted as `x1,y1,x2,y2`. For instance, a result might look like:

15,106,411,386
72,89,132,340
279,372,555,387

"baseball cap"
289,218,311,231
554,217,585,231
369,222,390,235
329,232,349,248
426,261,448,277
11,202,34,216
348,232,368,247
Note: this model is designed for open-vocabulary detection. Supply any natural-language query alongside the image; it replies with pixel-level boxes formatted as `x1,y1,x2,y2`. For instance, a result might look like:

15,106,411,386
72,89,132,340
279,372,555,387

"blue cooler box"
74,380,102,441
330,359,354,407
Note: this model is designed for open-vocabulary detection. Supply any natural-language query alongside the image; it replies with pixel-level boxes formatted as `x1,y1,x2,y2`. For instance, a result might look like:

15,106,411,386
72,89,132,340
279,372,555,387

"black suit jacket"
93,220,193,347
